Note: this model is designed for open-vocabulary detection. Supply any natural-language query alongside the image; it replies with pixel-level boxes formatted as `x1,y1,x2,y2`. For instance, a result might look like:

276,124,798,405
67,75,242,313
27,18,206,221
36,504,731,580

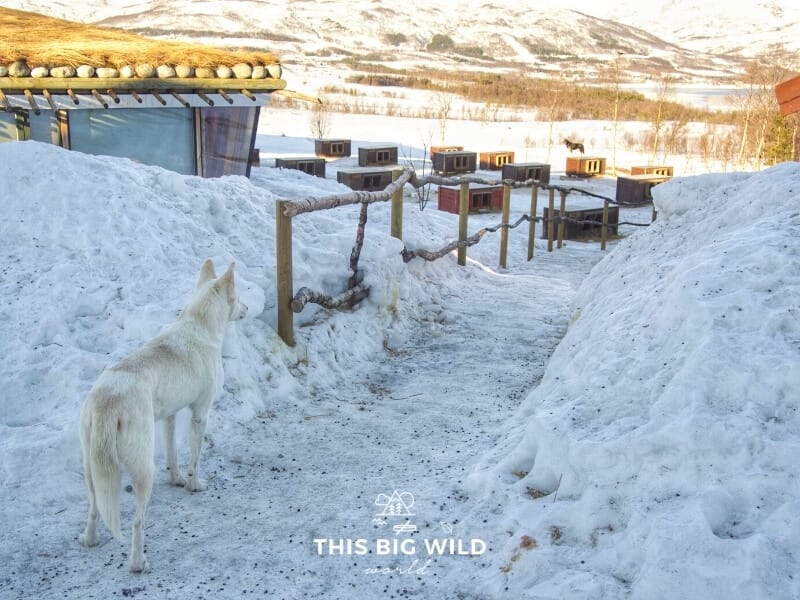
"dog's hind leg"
185,405,210,492
163,414,186,486
127,460,153,573
78,414,100,547
120,417,154,573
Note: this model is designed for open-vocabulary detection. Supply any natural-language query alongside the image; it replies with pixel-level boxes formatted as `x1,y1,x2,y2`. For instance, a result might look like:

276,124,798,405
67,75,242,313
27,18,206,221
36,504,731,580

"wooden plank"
275,200,295,347
458,182,469,266
0,77,286,93
775,75,800,116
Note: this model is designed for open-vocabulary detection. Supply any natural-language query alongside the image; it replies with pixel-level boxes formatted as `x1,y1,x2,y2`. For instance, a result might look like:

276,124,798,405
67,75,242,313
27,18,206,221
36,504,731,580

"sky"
0,108,798,599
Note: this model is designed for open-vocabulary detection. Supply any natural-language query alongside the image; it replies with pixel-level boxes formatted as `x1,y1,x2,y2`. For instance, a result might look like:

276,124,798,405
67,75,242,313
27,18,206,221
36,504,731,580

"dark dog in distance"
563,138,585,154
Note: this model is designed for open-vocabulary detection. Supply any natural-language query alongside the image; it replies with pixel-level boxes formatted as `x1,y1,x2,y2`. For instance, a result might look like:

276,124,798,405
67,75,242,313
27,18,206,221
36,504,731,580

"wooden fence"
275,169,654,346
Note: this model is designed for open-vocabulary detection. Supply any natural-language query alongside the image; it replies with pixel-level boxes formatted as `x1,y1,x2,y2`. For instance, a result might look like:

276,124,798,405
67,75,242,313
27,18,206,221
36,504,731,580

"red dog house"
566,156,606,177
437,184,503,214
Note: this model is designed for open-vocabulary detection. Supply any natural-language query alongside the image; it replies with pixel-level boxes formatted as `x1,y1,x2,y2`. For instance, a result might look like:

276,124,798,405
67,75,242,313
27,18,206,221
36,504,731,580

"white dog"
78,259,247,572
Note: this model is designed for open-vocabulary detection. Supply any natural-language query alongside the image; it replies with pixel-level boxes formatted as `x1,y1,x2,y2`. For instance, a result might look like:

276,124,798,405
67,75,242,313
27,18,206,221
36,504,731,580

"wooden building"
315,138,351,158
358,145,398,167
615,174,671,205
501,162,551,185
775,74,800,117
429,145,463,159
431,150,477,176
337,168,395,191
565,156,606,177
479,150,515,170
0,7,294,178
437,184,504,214
541,205,619,239
275,157,326,178
630,165,673,177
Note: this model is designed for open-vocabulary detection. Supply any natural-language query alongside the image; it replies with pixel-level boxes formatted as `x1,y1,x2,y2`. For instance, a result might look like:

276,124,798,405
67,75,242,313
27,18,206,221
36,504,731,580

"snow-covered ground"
1,108,798,600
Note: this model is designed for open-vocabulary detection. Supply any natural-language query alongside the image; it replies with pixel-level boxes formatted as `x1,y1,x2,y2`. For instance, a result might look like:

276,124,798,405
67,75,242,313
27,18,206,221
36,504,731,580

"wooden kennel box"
630,165,673,177
615,174,671,205
541,205,619,239
501,162,551,185
315,138,351,158
565,156,606,177
274,157,326,178
358,145,398,167
431,150,477,176
479,150,515,170
337,168,395,191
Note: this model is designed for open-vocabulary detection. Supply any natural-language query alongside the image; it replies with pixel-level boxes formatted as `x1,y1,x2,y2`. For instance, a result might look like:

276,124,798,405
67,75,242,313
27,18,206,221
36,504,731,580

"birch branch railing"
275,168,654,346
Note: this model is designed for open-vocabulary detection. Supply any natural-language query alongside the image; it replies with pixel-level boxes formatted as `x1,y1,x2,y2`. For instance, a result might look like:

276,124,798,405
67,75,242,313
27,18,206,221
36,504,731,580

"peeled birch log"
282,170,412,217
291,284,370,313
402,215,533,262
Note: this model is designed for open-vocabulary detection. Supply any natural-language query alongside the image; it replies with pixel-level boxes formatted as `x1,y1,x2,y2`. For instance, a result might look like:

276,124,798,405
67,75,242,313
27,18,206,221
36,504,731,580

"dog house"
437,184,504,214
630,165,673,177
358,145,398,167
431,150,477,176
337,168,395,191
501,162,551,185
615,174,671,205
429,145,463,159
479,151,515,170
275,157,326,178
315,138,351,158
566,156,606,177
541,205,619,239
0,7,292,178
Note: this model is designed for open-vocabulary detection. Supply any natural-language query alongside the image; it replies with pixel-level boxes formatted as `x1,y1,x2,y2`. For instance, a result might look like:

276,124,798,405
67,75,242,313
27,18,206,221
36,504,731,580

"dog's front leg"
163,415,187,486
185,410,209,492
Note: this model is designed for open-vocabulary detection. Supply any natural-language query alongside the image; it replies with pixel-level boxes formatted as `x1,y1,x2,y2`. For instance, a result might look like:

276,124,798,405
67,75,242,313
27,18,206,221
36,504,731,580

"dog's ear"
197,259,217,288
217,262,236,288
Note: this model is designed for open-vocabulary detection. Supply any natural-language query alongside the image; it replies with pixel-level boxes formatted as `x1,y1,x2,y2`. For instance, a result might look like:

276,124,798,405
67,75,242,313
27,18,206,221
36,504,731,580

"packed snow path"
4,242,602,600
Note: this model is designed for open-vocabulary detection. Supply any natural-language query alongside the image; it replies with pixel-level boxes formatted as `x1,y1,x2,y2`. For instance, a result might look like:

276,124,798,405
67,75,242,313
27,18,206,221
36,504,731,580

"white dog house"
0,7,307,177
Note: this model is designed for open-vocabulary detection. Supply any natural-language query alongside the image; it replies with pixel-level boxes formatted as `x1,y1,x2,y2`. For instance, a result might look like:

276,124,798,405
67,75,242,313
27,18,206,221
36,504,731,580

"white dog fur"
78,259,247,572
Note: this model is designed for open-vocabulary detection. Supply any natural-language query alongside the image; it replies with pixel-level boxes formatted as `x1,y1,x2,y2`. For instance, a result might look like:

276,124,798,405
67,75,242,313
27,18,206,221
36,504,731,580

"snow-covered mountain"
5,0,800,83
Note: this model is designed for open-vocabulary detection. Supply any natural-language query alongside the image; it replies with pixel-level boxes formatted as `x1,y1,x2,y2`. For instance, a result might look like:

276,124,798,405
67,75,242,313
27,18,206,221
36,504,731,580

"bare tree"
435,92,454,144
650,74,674,162
734,44,796,169
309,95,332,140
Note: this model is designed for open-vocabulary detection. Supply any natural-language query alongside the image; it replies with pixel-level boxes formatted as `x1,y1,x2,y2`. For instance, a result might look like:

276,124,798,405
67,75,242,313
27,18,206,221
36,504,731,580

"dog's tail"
87,401,123,541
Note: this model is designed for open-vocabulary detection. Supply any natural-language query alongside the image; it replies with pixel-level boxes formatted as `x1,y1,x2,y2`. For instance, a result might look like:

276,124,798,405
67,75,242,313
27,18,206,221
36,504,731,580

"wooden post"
528,184,538,261
391,168,403,240
458,181,469,266
276,200,295,346
557,189,567,249
601,200,609,250
499,183,511,268
547,188,555,252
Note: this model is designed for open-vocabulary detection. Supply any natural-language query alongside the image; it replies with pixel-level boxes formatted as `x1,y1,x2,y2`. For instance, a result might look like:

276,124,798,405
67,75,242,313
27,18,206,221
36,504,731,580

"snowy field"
1,109,798,600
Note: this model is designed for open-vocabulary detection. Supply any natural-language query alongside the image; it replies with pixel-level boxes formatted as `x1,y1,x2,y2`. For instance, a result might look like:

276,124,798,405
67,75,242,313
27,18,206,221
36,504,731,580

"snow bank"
0,141,436,507
461,163,800,598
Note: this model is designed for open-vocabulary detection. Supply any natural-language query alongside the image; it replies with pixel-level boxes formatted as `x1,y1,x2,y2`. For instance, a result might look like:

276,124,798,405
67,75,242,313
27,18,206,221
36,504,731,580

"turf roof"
0,7,280,70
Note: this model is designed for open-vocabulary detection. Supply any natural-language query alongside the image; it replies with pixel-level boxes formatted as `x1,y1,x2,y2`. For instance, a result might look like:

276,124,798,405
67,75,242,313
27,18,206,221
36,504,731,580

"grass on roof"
0,7,279,69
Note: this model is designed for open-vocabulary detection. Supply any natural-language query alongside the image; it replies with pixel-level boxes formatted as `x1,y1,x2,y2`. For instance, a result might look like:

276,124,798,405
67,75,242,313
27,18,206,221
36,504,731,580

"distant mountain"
5,0,799,83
